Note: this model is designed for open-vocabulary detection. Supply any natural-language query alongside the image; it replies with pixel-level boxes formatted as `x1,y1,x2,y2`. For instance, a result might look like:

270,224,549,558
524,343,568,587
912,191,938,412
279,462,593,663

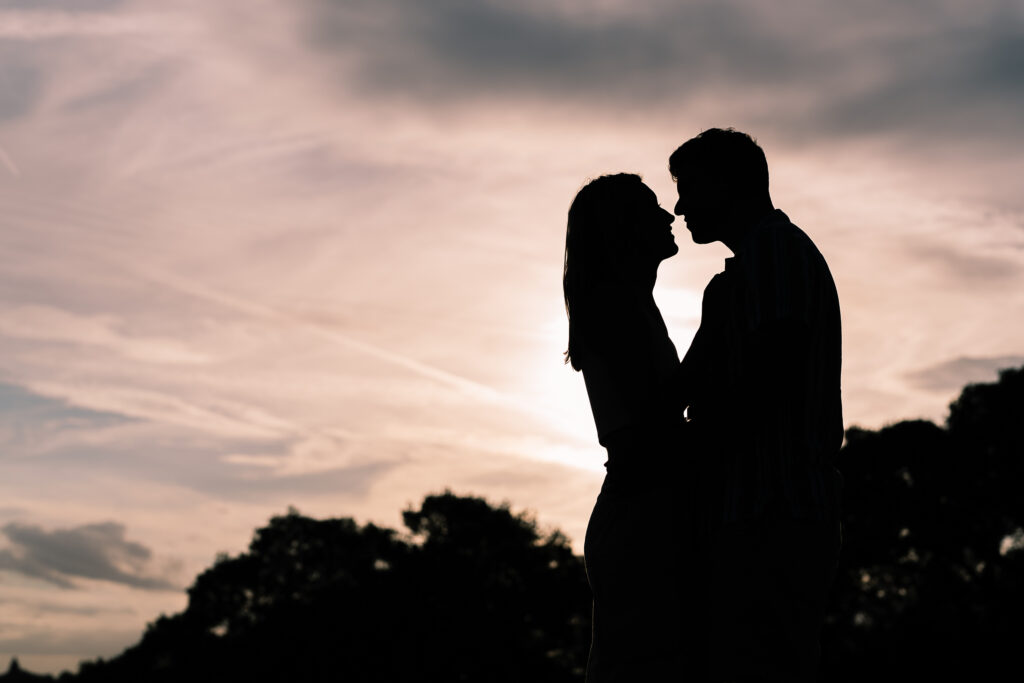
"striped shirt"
686,210,843,524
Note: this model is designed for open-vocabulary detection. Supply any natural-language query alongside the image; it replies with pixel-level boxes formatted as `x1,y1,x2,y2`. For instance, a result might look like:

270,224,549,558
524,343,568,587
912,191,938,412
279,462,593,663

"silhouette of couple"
564,129,844,682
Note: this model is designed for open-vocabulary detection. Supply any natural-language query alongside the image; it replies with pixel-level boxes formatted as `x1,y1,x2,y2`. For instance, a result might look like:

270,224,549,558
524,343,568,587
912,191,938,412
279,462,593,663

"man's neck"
721,205,776,255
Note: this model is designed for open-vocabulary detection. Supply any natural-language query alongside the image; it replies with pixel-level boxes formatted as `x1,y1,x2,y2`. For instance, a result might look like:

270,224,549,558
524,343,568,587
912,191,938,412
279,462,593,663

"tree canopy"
32,365,1024,682
822,366,1024,679
64,493,590,683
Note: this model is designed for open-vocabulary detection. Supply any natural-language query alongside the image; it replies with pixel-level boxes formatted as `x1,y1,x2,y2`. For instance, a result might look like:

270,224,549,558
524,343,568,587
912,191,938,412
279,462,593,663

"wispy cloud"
300,0,1024,147
906,355,1024,393
0,521,178,590
0,305,212,365
0,142,19,175
0,0,128,12
0,3,177,40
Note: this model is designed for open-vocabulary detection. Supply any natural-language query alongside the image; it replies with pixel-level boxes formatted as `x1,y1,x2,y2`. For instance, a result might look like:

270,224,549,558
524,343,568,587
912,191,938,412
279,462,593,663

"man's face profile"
674,171,725,245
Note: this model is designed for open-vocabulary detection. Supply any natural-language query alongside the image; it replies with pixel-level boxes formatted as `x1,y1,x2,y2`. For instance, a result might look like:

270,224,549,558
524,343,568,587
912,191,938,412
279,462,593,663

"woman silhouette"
564,174,699,681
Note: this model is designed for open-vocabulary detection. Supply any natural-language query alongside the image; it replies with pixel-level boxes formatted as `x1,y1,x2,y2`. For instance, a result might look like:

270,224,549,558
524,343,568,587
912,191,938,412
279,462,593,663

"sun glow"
653,286,703,355
529,314,601,461
520,286,703,473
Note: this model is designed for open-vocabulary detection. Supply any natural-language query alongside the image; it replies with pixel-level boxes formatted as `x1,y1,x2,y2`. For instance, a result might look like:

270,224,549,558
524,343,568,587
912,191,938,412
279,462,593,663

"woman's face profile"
630,184,679,265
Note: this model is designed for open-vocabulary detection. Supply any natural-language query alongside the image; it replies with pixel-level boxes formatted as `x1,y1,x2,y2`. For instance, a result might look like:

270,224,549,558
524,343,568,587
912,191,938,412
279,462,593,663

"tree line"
7,366,1023,681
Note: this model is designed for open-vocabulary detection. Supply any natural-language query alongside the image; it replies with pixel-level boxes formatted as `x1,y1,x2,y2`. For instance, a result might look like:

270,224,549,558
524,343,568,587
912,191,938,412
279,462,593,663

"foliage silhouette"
61,492,590,683
39,365,1024,681
821,366,1024,680
0,658,55,682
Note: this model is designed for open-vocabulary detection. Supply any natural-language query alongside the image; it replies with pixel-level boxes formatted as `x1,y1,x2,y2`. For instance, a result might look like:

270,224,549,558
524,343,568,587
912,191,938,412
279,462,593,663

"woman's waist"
602,419,690,466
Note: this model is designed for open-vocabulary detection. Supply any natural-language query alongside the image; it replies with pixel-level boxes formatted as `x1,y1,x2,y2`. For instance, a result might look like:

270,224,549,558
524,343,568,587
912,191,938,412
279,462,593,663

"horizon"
2,0,1024,674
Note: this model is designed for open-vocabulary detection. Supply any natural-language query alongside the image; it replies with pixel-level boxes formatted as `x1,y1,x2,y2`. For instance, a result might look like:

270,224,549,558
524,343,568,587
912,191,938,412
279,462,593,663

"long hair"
563,173,644,371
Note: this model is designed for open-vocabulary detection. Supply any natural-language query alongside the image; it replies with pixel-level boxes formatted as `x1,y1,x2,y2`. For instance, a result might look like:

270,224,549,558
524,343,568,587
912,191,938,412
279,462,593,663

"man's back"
690,209,843,522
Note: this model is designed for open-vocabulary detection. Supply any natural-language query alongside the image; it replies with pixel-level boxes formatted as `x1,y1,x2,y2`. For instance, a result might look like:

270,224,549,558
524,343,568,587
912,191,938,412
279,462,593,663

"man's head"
669,128,772,247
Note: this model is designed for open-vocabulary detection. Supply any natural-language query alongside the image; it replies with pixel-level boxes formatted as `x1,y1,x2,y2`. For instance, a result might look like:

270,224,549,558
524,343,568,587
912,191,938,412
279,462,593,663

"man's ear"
711,178,734,205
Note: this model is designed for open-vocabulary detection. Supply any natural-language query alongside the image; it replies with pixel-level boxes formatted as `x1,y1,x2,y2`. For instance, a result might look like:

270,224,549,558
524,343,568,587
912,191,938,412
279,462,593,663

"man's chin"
688,229,714,245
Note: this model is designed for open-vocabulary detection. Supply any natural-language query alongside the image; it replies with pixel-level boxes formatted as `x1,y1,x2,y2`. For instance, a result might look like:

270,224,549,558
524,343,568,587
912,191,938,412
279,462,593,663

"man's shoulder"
756,210,817,251
746,210,833,273
734,211,839,311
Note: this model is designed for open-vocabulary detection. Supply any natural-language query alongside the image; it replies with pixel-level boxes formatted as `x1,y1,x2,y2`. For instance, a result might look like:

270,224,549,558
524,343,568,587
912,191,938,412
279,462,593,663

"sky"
1,0,1022,674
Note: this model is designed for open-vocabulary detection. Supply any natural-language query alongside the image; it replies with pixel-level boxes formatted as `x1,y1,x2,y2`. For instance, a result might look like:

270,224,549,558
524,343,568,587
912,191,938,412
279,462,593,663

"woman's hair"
563,173,644,371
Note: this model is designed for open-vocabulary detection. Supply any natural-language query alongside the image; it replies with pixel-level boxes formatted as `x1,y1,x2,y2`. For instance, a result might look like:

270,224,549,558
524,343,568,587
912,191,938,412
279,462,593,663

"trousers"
583,470,709,682
584,471,841,682
706,512,842,682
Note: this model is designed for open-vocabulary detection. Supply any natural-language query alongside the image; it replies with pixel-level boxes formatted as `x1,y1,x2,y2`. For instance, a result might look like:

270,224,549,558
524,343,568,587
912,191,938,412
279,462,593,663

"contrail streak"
113,258,517,408
82,245,589,445
0,144,20,177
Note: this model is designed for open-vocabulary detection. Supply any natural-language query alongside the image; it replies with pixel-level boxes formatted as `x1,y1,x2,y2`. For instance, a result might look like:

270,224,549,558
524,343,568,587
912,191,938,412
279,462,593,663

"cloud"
0,382,134,457
0,596,130,616
0,7,159,40
905,355,1024,393
0,626,139,658
282,0,1024,224
0,305,212,365
0,521,178,591
298,0,1024,146
0,44,43,120
0,0,126,10
0,381,400,507
304,0,788,102
812,19,1024,146
905,241,1022,285
60,62,172,114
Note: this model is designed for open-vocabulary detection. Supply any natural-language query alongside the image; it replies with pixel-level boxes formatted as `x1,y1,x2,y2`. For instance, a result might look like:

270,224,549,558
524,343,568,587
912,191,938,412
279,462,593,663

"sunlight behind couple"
529,286,703,473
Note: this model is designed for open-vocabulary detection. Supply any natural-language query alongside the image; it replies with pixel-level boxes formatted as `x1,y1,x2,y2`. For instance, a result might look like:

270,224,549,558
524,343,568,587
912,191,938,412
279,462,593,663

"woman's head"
563,174,677,370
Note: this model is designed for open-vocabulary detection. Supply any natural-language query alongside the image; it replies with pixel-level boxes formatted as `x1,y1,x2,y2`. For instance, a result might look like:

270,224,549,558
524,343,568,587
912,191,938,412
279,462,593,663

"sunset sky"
1,0,1023,673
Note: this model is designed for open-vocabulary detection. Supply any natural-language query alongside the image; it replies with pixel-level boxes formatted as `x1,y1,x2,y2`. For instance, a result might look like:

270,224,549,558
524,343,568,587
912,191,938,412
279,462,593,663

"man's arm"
742,317,811,416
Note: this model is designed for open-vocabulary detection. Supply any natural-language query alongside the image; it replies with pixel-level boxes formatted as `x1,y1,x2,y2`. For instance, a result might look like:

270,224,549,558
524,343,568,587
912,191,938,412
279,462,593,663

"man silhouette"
670,128,843,682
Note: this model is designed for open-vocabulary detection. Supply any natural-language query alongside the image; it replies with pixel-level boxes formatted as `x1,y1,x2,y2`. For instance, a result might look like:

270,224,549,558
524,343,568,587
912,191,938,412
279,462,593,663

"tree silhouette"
821,366,1024,680
400,493,590,682
64,492,590,683
0,657,55,682
45,366,1024,681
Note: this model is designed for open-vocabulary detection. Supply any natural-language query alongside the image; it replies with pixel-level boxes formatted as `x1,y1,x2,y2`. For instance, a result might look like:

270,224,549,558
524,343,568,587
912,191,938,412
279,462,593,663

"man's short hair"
669,128,769,199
